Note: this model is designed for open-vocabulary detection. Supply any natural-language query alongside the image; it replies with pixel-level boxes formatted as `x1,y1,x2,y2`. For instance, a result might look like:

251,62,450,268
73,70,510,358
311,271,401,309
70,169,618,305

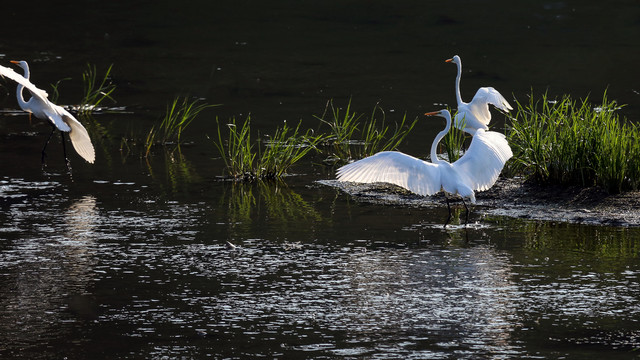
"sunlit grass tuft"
259,120,323,179
440,110,466,163
507,91,640,193
48,78,70,103
213,116,256,179
79,63,116,114
145,96,215,157
213,116,322,181
315,99,418,163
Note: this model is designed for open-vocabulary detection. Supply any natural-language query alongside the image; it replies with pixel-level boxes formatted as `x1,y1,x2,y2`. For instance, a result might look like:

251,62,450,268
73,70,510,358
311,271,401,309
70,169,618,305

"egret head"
424,110,451,119
10,60,29,71
445,55,461,65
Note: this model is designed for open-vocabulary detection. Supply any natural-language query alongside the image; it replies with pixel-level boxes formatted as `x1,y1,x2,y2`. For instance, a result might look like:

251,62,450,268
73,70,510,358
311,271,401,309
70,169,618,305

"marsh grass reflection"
145,146,200,193
220,180,321,238
516,221,640,260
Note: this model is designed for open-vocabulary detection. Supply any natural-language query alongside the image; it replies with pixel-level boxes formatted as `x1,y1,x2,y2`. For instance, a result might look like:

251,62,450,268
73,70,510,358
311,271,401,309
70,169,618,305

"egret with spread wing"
336,109,512,226
446,55,512,135
0,60,95,168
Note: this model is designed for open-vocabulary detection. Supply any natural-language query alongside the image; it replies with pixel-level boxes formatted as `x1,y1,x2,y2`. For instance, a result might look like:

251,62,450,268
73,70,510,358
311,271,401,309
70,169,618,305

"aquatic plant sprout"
315,99,418,162
213,116,322,180
507,91,640,193
213,116,257,179
79,63,116,114
441,110,467,163
145,96,215,157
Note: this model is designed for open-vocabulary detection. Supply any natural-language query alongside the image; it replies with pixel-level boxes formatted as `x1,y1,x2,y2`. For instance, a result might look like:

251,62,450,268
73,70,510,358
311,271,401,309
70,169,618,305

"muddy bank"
320,177,640,227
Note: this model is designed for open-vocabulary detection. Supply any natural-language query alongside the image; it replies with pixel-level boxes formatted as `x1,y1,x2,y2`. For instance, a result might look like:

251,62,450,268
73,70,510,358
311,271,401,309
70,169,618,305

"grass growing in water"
315,99,418,162
213,116,322,180
79,63,116,114
145,97,215,157
440,110,467,162
507,91,640,193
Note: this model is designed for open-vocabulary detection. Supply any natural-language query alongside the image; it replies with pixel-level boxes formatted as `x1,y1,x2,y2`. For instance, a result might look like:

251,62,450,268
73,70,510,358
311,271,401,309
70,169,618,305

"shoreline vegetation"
210,92,639,196
35,70,640,196
507,91,640,194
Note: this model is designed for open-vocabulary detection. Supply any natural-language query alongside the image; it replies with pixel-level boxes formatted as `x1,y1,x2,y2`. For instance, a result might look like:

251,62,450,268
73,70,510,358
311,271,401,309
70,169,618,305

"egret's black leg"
41,125,56,164
462,199,469,225
60,131,72,172
444,197,452,228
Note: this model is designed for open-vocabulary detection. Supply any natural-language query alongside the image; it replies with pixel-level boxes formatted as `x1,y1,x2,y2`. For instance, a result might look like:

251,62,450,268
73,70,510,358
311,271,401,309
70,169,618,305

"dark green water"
1,1,639,359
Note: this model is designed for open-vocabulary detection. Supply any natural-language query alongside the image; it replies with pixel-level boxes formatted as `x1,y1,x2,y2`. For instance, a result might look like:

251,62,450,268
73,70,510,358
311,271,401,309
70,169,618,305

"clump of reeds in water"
213,116,322,181
213,100,419,181
145,96,215,157
79,63,116,115
507,91,640,193
440,110,467,163
315,99,418,163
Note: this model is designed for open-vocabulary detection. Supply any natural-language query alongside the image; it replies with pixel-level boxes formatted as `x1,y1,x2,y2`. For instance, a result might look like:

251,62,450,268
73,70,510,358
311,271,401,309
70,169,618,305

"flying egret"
446,55,513,135
336,109,512,226
0,60,95,168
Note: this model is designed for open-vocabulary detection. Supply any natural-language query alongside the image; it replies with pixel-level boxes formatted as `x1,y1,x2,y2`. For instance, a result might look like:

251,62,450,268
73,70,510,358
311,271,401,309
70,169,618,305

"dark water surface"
1,1,640,359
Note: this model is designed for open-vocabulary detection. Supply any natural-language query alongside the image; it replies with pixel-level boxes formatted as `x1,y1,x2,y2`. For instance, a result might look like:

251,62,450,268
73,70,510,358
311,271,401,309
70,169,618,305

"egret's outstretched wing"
0,64,49,101
42,106,72,132
62,109,95,163
467,87,513,126
452,129,512,191
337,151,442,196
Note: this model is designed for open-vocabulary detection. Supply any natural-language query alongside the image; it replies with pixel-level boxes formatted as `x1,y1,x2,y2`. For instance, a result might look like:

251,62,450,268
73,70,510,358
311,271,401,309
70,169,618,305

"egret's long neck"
454,60,463,105
15,65,30,110
430,114,452,163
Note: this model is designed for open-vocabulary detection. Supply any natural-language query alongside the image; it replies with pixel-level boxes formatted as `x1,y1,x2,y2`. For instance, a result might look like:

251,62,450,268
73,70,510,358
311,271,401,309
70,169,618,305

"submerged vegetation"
507,91,640,193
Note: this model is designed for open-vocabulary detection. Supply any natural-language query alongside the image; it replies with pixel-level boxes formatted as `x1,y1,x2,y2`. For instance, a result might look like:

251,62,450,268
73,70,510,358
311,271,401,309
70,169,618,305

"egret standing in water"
446,55,513,135
336,109,512,226
0,60,95,168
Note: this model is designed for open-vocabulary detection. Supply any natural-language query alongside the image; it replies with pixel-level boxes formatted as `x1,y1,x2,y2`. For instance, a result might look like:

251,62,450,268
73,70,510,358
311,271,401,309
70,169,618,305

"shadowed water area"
1,1,640,359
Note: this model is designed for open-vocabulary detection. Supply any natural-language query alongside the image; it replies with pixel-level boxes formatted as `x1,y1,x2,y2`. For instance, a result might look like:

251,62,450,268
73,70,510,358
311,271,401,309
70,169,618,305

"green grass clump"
145,97,215,157
79,63,116,114
315,99,418,162
213,116,322,180
440,110,467,163
213,116,255,178
508,91,640,193
259,120,323,179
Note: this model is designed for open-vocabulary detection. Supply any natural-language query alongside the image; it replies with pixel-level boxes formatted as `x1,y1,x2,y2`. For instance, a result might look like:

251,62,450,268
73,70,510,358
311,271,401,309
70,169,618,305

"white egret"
336,109,512,226
0,61,95,167
446,55,513,135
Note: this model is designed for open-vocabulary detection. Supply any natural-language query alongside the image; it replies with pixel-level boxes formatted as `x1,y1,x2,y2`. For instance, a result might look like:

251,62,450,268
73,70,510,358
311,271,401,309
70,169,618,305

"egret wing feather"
337,151,442,196
62,110,95,164
469,87,513,115
0,64,49,101
42,106,72,132
452,129,512,191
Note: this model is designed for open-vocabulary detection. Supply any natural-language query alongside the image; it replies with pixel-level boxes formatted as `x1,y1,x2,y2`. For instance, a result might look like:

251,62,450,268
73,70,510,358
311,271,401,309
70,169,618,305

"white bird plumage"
0,60,95,164
336,109,512,224
446,55,513,135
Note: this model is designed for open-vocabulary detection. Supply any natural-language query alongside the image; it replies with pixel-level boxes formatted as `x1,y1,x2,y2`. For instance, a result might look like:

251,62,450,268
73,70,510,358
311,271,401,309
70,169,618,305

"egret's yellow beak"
424,111,440,116
445,58,453,63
